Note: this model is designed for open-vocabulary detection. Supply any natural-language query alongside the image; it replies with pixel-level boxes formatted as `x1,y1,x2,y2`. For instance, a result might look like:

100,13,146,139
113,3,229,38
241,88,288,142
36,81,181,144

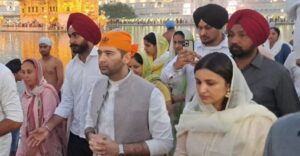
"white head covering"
168,29,194,61
39,37,52,46
177,53,276,134
285,0,300,20
264,39,293,56
285,0,300,59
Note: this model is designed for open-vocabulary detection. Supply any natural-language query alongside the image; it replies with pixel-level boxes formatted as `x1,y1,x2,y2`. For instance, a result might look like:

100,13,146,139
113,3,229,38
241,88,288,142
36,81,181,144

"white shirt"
160,37,230,102
86,72,173,155
55,47,105,138
0,64,23,156
284,52,300,99
285,0,300,59
17,81,25,99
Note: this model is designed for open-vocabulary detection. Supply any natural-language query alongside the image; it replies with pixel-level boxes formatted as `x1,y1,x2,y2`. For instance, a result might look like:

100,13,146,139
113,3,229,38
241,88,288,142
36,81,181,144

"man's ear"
122,53,131,64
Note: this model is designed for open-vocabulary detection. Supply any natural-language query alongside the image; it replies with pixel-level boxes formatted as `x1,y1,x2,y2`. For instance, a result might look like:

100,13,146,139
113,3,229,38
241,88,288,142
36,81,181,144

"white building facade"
0,0,20,25
101,0,289,24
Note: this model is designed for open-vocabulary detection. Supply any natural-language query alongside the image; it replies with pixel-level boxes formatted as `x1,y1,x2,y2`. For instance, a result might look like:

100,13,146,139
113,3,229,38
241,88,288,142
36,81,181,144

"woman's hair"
194,53,233,84
132,53,143,65
23,59,35,66
143,32,156,46
173,31,185,39
270,27,280,37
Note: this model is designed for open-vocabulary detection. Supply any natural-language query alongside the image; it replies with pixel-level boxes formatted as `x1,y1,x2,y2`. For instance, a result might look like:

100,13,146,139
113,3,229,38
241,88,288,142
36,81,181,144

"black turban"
6,58,21,73
193,4,228,29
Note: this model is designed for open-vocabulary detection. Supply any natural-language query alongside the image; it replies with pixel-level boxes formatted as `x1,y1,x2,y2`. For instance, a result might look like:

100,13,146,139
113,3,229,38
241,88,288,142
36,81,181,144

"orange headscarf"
99,31,138,57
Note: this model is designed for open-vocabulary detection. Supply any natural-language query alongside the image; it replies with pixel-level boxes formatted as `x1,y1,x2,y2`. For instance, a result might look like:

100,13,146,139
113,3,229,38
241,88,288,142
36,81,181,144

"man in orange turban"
26,13,106,156
227,9,300,117
85,31,173,156
99,31,138,56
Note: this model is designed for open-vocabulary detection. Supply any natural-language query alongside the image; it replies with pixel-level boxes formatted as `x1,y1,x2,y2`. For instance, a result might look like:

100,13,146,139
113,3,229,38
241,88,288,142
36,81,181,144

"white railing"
0,26,64,32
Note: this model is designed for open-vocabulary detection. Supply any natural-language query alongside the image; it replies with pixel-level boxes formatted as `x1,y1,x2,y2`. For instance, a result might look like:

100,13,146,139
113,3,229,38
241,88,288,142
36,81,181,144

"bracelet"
44,125,51,132
118,144,125,155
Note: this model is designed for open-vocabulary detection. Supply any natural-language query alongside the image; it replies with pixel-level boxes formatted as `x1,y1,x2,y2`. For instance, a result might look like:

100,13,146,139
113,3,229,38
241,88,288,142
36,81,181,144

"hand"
89,133,119,156
26,146,39,156
174,49,200,70
191,53,201,66
166,104,173,114
172,95,185,103
296,59,300,66
27,127,50,147
85,127,96,141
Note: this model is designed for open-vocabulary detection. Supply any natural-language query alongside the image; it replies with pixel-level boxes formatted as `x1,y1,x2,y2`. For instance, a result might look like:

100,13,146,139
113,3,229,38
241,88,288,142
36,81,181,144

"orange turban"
99,31,138,56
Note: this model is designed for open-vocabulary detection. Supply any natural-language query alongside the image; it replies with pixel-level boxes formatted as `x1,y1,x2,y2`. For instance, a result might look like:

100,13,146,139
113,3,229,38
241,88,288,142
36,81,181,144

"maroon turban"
67,13,101,45
227,9,269,46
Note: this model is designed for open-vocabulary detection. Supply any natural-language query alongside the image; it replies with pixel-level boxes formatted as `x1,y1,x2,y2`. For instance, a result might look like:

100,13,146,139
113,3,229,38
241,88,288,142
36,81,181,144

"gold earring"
225,90,231,98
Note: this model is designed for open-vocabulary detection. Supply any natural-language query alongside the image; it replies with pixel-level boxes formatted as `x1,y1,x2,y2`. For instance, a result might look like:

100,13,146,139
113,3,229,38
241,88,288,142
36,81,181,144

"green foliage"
100,2,137,19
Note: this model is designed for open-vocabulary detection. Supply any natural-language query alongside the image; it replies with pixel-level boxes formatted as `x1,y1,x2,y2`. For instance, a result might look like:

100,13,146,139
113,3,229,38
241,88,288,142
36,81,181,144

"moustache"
230,44,242,50
200,35,209,39
70,44,79,48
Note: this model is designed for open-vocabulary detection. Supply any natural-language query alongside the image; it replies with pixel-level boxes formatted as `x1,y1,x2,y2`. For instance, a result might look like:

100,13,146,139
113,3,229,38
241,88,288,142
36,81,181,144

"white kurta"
54,46,105,138
285,0,300,58
160,37,230,103
85,72,173,155
284,52,300,99
0,64,23,156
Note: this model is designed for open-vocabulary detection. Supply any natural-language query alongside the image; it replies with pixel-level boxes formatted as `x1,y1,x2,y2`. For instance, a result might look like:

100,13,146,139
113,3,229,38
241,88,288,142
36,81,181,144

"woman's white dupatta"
176,55,276,154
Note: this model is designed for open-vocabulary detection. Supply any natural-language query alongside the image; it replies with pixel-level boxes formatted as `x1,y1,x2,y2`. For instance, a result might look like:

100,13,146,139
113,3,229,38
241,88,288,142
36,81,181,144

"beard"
40,50,50,57
200,34,218,46
99,61,125,78
70,40,89,54
201,37,215,46
230,44,256,58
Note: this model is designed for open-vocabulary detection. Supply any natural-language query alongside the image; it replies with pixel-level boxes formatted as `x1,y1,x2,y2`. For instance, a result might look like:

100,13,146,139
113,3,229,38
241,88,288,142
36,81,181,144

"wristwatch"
118,144,125,156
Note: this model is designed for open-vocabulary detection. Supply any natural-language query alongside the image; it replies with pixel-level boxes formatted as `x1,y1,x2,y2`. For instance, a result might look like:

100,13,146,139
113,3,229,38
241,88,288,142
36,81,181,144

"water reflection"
0,25,294,67
0,32,72,68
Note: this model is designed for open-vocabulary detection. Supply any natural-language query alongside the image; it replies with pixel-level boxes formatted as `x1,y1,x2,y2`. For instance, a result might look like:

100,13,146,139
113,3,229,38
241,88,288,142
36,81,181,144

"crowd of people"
1,2,300,156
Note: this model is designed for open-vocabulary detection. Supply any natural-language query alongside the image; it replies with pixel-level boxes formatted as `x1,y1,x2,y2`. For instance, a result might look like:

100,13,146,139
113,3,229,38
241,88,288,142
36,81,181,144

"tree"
100,3,137,19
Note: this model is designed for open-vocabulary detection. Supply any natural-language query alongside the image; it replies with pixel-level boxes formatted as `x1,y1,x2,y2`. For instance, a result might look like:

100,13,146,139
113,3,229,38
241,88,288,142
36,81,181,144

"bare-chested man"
38,37,64,92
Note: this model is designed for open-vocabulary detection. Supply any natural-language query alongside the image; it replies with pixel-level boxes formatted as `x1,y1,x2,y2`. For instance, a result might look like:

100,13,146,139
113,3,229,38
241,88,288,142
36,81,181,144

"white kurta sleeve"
0,70,23,122
145,88,173,155
54,66,74,118
160,56,186,86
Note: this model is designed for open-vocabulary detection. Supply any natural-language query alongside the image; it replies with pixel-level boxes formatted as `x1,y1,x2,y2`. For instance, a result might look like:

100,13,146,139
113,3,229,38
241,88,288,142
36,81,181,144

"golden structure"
19,0,99,29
